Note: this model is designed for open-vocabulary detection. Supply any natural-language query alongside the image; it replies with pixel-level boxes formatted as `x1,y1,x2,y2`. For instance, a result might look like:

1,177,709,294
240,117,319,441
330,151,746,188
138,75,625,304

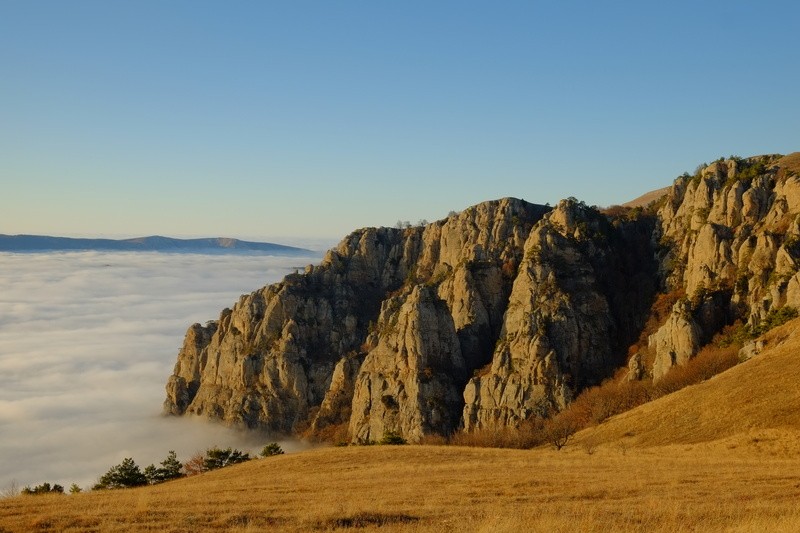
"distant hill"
0,234,314,256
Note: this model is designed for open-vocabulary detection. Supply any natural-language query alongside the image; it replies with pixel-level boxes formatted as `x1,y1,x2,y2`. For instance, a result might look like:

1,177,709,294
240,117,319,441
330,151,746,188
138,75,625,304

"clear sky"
2,1,798,241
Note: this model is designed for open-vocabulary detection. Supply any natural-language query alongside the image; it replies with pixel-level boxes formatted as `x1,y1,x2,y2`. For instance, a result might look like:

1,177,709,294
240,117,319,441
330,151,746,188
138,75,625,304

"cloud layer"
0,250,321,490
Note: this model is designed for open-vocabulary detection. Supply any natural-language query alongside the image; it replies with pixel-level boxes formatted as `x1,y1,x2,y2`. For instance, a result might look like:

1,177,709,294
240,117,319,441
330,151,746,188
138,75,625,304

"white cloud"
0,250,322,490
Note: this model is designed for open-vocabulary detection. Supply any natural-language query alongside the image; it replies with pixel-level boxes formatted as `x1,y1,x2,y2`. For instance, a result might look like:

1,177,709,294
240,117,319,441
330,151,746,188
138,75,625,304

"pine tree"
93,458,148,490
203,447,250,470
144,451,184,484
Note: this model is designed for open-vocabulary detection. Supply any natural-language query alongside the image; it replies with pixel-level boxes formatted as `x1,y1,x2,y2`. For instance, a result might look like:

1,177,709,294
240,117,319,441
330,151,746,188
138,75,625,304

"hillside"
164,152,800,444
574,317,800,450
2,444,798,532
4,318,800,532
7,154,800,532
0,235,313,255
621,186,670,208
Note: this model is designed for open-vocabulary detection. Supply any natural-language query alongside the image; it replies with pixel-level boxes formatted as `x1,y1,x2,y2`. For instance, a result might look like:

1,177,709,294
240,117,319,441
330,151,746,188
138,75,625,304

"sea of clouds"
0,248,326,491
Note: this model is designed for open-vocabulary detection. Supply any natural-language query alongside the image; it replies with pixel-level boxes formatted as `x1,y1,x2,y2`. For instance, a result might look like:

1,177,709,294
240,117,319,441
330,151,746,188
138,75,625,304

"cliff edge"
164,152,800,442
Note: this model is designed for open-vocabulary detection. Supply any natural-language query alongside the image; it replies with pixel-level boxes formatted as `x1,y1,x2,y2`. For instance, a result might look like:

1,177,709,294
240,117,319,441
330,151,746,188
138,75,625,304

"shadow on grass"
318,512,420,529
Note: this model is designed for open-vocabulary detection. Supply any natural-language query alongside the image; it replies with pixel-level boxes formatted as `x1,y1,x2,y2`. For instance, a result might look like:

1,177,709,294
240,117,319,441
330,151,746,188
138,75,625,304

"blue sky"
2,1,798,241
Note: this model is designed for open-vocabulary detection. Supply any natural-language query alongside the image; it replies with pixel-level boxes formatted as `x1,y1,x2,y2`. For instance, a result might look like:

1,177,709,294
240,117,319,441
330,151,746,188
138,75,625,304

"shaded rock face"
164,152,800,440
462,199,657,430
349,286,466,443
164,198,550,438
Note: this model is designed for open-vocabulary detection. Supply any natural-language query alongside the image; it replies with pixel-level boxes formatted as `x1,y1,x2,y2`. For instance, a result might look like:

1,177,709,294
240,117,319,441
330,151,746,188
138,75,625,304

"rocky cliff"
164,152,800,441
462,199,656,430
165,198,550,437
647,153,800,378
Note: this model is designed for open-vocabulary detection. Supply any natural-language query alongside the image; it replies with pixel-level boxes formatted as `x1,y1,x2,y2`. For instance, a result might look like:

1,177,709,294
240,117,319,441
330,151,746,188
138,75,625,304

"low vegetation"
202,447,251,471
2,444,799,532
379,431,407,445
260,443,285,457
448,335,740,451
21,483,64,496
3,321,800,531
14,444,286,497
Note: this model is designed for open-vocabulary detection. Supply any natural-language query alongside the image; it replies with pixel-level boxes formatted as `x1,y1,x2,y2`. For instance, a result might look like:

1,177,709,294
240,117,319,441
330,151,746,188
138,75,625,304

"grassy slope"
574,318,800,450
3,320,800,532
2,446,799,533
777,152,800,174
621,186,670,208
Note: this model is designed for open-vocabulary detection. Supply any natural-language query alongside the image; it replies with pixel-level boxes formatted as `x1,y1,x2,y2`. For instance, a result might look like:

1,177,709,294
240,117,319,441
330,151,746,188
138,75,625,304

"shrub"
754,306,798,336
448,419,546,449
500,260,517,279
379,431,407,445
718,307,798,346
418,433,449,446
22,482,64,495
543,413,580,450
0,480,20,498
309,421,351,445
563,374,660,431
183,452,206,477
625,289,686,357
260,443,285,457
601,205,628,218
655,343,740,395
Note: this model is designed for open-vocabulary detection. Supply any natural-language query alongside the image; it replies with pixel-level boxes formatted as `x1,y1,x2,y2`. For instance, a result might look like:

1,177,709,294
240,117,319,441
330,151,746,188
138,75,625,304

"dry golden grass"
621,186,670,208
573,318,800,449
4,319,800,532
777,152,800,174
2,444,800,532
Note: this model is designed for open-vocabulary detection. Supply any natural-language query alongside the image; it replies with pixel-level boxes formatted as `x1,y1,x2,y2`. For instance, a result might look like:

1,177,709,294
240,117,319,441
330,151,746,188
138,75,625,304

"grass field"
1,444,799,532
3,321,800,532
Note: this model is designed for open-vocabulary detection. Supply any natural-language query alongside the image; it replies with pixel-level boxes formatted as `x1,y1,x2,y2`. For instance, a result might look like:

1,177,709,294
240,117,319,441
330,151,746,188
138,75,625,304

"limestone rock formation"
164,151,800,441
650,154,800,376
462,198,655,430
349,285,465,443
164,198,550,438
648,299,701,381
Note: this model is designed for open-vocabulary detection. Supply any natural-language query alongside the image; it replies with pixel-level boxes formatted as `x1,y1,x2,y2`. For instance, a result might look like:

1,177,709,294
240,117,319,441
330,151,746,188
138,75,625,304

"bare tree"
1,479,20,498
544,414,579,451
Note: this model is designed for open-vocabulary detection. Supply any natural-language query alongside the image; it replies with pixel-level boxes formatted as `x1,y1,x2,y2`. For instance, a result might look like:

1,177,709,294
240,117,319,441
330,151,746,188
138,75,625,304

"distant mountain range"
0,234,314,256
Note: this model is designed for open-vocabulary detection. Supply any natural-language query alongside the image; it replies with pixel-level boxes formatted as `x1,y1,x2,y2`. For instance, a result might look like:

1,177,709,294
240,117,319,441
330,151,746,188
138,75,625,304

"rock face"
462,199,656,430
349,286,465,443
650,154,800,377
165,198,550,438
164,152,800,441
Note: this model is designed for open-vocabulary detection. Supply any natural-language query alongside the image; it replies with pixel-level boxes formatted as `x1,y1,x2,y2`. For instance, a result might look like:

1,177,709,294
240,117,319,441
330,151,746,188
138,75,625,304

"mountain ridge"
0,234,314,255
164,151,800,443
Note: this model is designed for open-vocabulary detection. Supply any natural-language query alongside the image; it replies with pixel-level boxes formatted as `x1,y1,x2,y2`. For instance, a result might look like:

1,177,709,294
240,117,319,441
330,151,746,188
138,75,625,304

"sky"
1,1,799,241
0,250,321,490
